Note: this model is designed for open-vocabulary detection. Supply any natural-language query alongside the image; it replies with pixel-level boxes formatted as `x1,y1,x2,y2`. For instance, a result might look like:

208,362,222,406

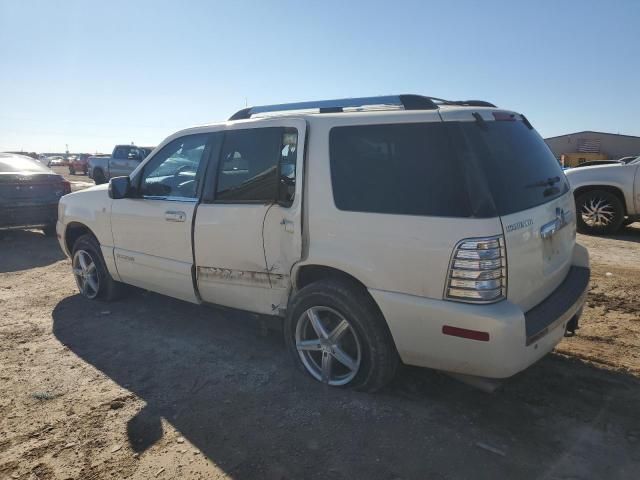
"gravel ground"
1,170,639,479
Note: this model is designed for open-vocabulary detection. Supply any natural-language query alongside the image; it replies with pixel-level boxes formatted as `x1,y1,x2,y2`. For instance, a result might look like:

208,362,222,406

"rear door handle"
280,218,294,233
165,211,186,222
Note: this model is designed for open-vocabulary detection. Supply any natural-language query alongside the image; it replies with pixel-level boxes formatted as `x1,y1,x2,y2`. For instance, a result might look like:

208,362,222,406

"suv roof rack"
228,95,497,120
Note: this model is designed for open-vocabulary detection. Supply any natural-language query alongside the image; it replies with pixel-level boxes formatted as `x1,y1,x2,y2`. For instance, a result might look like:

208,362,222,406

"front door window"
139,133,211,199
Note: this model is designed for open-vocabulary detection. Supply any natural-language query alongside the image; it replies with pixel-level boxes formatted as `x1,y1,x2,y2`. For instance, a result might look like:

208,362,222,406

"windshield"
629,156,640,165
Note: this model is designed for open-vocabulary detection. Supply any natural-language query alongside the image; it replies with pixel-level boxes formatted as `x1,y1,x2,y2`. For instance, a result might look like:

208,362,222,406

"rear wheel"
72,234,123,301
284,279,399,392
93,169,106,185
576,190,625,235
69,167,75,175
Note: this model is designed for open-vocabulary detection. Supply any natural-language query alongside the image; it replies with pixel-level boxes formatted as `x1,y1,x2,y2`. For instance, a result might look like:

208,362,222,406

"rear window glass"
0,155,50,173
329,120,569,218
329,123,472,217
451,120,569,216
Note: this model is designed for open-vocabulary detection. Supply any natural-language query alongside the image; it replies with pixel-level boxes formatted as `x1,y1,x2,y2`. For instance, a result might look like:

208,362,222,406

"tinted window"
140,133,211,199
450,120,569,215
329,123,472,217
216,128,282,202
0,154,51,173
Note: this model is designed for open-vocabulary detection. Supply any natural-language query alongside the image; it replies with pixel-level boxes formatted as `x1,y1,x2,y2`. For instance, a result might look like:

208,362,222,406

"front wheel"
284,280,399,392
575,190,625,235
72,234,124,301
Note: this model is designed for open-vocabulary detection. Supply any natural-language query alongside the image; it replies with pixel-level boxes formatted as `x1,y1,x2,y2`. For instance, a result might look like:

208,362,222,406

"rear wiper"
525,176,561,188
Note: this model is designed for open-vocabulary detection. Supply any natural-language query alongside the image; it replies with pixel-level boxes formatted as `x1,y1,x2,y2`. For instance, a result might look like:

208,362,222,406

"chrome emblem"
505,218,533,232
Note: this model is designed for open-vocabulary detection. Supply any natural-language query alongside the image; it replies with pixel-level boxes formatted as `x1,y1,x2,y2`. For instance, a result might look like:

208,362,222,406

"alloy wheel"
72,249,100,299
295,306,362,386
581,196,615,227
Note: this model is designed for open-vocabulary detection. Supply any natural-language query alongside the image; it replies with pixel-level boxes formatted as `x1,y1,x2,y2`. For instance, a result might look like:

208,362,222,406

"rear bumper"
370,244,590,379
0,204,58,230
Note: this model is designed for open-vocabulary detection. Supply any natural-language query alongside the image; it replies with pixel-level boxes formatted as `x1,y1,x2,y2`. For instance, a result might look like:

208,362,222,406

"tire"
575,190,625,235
284,279,399,392
69,168,75,175
93,169,106,185
42,225,57,237
71,234,124,301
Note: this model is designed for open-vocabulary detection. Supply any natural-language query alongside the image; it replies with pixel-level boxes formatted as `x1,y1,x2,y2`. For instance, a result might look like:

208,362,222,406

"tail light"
445,235,507,303
62,180,71,195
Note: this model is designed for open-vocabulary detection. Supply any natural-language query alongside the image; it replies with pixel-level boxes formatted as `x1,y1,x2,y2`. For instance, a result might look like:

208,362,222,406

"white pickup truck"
88,145,154,185
565,156,640,234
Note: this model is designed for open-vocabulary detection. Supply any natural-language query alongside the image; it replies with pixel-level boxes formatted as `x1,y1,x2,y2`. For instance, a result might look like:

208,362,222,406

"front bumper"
369,245,590,379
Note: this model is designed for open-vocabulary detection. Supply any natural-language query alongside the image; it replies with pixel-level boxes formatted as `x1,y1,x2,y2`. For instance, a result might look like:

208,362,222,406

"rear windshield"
0,155,51,173
329,119,568,218
450,120,569,216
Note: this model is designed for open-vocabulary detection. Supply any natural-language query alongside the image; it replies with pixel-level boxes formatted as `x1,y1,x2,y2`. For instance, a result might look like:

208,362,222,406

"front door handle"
165,211,186,222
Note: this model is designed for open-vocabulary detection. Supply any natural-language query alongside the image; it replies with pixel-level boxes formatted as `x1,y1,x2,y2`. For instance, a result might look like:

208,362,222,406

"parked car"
56,94,589,391
1,153,71,236
88,145,154,184
572,160,623,168
69,153,91,175
47,156,65,167
565,156,640,234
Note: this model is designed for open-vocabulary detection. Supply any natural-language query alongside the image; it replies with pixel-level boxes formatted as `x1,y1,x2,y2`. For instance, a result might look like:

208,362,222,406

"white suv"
57,95,590,391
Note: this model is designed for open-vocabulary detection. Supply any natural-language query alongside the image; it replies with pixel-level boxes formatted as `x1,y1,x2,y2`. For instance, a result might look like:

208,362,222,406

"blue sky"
0,0,638,152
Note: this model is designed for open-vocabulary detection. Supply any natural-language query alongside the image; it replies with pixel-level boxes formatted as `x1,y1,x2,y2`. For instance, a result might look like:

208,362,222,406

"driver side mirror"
108,176,131,199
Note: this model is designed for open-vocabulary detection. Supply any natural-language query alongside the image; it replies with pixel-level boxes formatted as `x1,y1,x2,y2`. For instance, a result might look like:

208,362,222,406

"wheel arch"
293,264,369,292
573,185,628,215
64,222,97,255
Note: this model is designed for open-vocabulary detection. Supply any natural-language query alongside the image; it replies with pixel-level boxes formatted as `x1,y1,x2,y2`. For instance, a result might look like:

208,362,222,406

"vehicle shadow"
52,292,640,479
613,222,640,243
579,222,640,244
0,229,66,273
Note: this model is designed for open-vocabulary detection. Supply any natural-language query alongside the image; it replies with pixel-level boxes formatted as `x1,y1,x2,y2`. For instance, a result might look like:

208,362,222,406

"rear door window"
215,127,283,202
329,123,472,217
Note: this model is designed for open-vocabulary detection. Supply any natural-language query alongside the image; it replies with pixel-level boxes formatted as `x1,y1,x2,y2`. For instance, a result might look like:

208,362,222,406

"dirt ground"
1,169,639,479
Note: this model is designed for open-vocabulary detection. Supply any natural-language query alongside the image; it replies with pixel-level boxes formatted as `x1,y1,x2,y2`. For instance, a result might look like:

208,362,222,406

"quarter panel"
301,115,503,299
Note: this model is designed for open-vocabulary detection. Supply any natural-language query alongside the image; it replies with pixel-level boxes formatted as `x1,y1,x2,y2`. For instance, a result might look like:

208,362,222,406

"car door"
110,132,218,303
194,119,305,315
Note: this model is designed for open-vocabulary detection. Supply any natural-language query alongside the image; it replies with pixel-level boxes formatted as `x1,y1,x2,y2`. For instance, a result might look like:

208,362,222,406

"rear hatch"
441,109,575,311
0,173,66,206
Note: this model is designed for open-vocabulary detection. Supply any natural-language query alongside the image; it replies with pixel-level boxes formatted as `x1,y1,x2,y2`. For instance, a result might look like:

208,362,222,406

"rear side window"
329,123,472,217
451,120,569,216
